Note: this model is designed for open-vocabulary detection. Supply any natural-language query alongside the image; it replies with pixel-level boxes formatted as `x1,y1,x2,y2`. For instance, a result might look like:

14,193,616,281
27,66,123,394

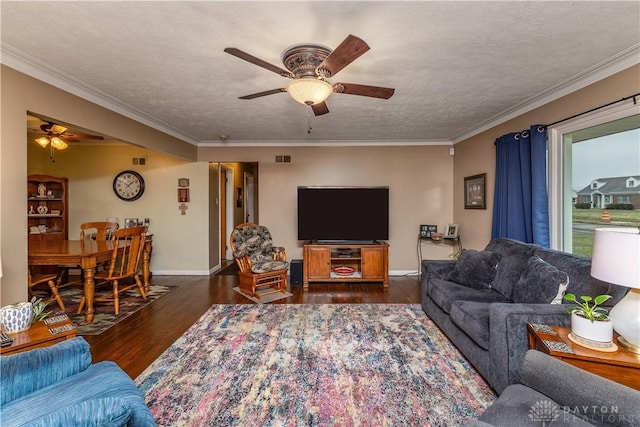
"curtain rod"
546,92,639,128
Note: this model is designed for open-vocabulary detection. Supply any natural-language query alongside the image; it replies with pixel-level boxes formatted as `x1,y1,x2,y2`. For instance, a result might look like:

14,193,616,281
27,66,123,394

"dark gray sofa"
421,238,628,394
469,350,640,427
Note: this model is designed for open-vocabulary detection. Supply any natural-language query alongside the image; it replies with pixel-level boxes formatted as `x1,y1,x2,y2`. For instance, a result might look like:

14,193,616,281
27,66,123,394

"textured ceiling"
2,1,639,146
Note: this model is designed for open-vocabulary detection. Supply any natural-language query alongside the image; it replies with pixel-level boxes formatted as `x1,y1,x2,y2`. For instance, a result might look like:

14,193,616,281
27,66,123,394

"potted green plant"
563,293,613,344
30,296,51,323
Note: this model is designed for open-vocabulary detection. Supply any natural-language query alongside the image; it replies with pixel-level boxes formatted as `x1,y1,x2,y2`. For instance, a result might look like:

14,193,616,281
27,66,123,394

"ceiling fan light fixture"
50,137,68,150
286,78,333,106
35,136,50,148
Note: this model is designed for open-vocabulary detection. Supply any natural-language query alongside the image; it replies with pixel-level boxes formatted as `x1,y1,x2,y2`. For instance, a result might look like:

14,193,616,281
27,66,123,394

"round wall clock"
113,170,145,201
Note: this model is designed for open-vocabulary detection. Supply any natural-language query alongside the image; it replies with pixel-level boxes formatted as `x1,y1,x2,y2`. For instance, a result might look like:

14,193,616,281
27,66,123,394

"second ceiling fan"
224,34,395,116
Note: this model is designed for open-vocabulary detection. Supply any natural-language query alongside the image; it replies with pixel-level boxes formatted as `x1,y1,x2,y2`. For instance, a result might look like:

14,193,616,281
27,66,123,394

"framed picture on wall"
464,173,486,209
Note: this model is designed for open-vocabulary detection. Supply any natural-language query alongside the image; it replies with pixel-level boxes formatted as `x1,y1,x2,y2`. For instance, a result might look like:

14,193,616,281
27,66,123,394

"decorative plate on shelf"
333,266,355,276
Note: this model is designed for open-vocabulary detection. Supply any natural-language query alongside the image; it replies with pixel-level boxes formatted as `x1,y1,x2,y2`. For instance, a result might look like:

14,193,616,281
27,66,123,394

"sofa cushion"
0,337,92,406
2,361,155,427
447,249,501,290
449,301,491,350
512,256,569,304
428,278,509,314
484,238,539,300
533,248,629,306
23,397,131,427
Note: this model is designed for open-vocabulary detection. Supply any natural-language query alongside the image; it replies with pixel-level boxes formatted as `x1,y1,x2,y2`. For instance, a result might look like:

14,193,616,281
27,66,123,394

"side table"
1,316,77,356
527,323,640,391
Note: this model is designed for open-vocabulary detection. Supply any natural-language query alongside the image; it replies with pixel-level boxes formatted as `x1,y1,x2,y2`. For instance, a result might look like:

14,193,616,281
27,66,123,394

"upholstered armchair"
230,222,289,299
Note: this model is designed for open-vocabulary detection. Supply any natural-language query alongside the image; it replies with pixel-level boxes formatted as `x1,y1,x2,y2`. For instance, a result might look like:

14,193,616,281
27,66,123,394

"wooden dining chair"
57,221,120,287
77,226,147,316
80,221,119,241
28,268,65,310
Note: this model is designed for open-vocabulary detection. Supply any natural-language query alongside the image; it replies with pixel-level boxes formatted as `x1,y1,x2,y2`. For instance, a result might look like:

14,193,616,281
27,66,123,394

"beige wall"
453,65,640,251
198,145,456,270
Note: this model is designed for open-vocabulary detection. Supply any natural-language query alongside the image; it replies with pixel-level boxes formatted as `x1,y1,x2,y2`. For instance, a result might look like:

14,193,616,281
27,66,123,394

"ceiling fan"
224,34,395,116
32,121,104,161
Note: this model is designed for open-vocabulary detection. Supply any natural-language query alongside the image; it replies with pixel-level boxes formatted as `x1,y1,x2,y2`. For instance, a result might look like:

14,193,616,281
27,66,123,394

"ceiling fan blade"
238,88,287,100
224,48,294,78
50,124,68,135
311,102,329,116
318,34,370,77
64,133,105,140
333,83,395,99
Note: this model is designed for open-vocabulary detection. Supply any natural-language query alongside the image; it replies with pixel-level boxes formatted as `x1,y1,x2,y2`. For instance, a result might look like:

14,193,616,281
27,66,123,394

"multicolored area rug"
47,284,177,335
136,304,495,426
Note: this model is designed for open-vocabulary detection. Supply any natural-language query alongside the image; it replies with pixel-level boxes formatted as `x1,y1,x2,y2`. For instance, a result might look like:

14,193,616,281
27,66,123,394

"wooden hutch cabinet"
302,241,389,290
27,175,68,241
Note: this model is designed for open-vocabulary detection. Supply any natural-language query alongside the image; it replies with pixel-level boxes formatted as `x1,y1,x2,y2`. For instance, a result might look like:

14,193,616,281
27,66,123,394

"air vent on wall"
275,155,292,163
132,157,147,165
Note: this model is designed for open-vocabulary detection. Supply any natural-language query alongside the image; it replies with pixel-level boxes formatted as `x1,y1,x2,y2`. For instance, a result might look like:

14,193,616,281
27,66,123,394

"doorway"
244,172,255,223
220,165,234,260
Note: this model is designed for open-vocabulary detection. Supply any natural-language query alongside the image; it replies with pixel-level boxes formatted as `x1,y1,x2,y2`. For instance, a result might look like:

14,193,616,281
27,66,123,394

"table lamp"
590,227,640,354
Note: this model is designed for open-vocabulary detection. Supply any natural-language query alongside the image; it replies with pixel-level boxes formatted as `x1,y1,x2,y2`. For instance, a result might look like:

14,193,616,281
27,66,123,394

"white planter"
1,302,33,333
571,312,613,344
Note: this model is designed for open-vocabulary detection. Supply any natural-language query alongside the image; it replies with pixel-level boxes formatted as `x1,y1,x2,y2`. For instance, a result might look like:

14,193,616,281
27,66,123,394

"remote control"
44,314,70,325
49,324,76,335
0,332,13,347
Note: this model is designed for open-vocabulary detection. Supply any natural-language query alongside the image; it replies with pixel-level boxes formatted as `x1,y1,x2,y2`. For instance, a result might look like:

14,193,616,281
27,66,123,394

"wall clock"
113,170,145,201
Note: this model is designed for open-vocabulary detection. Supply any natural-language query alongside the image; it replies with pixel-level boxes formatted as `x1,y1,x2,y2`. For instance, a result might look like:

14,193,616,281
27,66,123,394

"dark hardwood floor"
85,271,422,379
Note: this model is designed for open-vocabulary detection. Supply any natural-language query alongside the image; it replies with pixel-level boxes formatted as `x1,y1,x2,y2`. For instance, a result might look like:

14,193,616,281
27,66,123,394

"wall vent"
275,155,292,163
132,157,147,165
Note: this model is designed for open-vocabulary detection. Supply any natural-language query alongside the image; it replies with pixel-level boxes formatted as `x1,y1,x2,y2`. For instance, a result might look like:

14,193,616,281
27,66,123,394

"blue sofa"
421,238,629,394
0,337,155,426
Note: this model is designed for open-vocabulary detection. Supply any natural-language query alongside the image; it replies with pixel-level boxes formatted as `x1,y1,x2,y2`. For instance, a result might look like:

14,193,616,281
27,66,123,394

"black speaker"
290,259,303,285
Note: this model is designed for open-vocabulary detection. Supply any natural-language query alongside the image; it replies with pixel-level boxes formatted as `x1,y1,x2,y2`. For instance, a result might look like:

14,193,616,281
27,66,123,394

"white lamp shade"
591,227,640,351
286,78,333,105
591,227,640,289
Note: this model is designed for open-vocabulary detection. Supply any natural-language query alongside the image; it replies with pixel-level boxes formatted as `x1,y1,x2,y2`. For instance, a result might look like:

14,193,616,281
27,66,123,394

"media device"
289,259,303,285
297,186,389,243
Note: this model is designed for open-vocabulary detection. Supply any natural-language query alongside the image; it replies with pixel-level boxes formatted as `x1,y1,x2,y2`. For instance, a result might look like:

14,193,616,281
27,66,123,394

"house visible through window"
549,107,640,257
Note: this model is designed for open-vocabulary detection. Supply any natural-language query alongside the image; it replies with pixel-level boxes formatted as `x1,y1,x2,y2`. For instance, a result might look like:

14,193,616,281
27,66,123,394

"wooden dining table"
28,239,128,324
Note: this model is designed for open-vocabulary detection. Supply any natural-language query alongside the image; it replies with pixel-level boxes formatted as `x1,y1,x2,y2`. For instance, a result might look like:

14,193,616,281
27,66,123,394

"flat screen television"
297,186,389,243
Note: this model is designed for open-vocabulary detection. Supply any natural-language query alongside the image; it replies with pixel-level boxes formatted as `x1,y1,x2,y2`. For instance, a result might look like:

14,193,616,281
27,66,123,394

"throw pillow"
447,249,501,290
512,256,569,304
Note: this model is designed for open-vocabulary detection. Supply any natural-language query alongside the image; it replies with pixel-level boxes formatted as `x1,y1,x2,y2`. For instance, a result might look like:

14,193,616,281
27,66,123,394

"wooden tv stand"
302,241,389,290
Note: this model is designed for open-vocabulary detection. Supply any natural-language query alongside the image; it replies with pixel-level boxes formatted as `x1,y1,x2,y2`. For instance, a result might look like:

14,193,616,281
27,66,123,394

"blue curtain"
491,125,550,247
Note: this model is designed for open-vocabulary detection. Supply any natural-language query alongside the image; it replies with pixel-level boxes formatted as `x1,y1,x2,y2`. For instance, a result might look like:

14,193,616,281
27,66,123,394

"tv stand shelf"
302,241,389,290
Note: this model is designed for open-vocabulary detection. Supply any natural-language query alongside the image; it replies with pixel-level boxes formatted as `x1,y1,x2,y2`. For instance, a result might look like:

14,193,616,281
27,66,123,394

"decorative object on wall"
590,227,640,354
464,173,486,209
113,170,145,201
177,177,190,214
224,34,394,117
178,188,189,203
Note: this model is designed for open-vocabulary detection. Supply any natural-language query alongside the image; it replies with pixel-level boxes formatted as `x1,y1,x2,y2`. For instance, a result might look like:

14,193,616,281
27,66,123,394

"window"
619,195,630,203
549,103,640,256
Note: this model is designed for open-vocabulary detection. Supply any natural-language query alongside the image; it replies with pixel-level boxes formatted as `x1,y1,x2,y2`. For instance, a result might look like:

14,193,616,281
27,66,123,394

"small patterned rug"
46,283,177,335
136,304,495,426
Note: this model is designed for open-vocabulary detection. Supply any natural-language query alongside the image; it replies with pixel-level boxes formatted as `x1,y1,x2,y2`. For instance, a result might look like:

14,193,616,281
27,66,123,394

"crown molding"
0,43,199,145
197,139,452,147
451,44,640,144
